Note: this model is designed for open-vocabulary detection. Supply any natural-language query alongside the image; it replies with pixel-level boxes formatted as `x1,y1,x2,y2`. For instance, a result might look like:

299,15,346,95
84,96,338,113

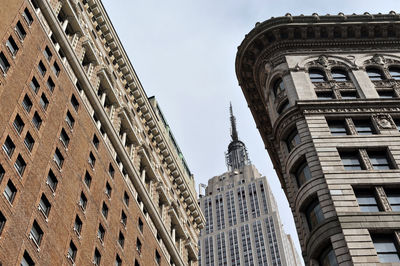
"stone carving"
375,186,392,211
303,107,400,114
373,114,395,130
364,54,400,67
359,149,373,170
372,54,385,65
318,55,329,67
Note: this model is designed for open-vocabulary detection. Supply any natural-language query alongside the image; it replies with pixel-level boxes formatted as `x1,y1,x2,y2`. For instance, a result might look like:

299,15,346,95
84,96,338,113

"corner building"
0,0,204,265
236,13,400,265
198,106,302,266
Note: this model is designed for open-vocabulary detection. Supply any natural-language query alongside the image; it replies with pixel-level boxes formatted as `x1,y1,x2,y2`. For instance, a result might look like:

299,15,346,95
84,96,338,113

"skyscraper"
198,105,302,266
236,12,400,265
0,0,204,265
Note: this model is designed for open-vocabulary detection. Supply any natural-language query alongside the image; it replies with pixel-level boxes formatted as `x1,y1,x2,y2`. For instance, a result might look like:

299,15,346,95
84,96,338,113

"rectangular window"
88,152,96,168
123,191,129,206
46,170,58,192
65,111,75,128
118,232,125,248
38,194,51,217
71,94,79,111
138,217,143,233
0,164,4,183
93,248,101,265
368,151,392,170
378,89,396,98
15,21,26,40
83,171,91,188
21,251,35,266
67,241,77,261
0,52,10,74
3,136,15,158
23,8,34,25
155,250,161,265
30,220,43,246
353,119,375,135
328,120,348,136
0,211,5,236
92,135,99,149
4,179,17,203
79,192,87,210
51,62,60,76
30,77,40,94
121,210,127,226
97,224,105,242
22,95,33,113
74,216,82,235
39,93,49,110
43,46,52,61
136,238,142,254
38,61,46,76
59,129,70,148
105,182,112,198
340,151,363,170
13,114,25,134
6,36,18,56
109,164,115,178
32,112,42,130
53,148,64,169
115,255,122,266
340,90,358,99
386,190,400,211
355,190,380,212
14,154,26,176
46,77,55,92
372,235,400,263
24,132,35,151
101,202,108,219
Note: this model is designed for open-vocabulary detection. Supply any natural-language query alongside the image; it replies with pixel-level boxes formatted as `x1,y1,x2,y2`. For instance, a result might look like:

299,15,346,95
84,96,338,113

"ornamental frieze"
303,107,400,114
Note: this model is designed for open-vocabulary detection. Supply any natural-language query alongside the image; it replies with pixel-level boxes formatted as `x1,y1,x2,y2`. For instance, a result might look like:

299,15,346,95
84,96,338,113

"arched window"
331,68,349,82
319,246,339,266
295,161,312,187
272,78,285,96
366,67,385,81
285,129,301,152
309,69,327,83
277,99,289,114
305,200,324,231
389,66,400,80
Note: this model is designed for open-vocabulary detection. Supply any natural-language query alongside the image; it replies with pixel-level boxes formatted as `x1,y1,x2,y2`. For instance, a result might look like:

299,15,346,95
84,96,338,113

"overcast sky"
103,0,400,260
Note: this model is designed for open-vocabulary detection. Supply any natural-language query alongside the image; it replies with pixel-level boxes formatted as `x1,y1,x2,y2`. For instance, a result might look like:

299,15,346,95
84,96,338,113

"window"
23,8,34,25
353,120,375,135
109,164,115,178
331,68,349,82
305,200,324,231
39,194,51,217
22,95,33,112
328,120,348,136
340,90,358,99
43,46,52,61
136,238,142,254
65,111,75,128
138,217,143,233
105,182,112,197
53,148,64,169
46,170,58,192
316,91,334,100
0,164,4,183
355,190,380,212
134,259,140,266
309,69,327,82
277,99,289,114
74,215,82,235
59,128,69,148
51,62,60,76
118,231,125,248
24,132,35,151
0,211,6,235
121,210,127,226
6,36,18,56
84,171,92,188
378,89,396,98
372,235,400,263
368,151,392,170
367,67,385,81
155,250,161,265
3,136,15,158
38,61,46,76
93,248,101,265
285,129,300,152
340,151,362,170
386,190,400,211
30,220,43,246
71,95,79,111
4,180,16,203
46,77,55,92
88,152,96,168
0,52,10,74
15,21,26,40
21,251,35,266
295,161,312,187
32,112,42,130
123,191,129,206
115,255,122,266
97,224,105,242
101,202,108,219
319,246,338,266
39,94,49,111
79,192,87,211
30,77,40,94
13,114,25,134
67,241,77,261
272,78,285,96
389,66,400,80
92,135,99,149
14,154,26,176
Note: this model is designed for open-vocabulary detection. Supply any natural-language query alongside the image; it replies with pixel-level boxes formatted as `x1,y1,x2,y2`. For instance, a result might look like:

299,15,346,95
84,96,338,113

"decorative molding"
359,149,373,170
375,186,392,211
303,106,400,114
372,113,396,130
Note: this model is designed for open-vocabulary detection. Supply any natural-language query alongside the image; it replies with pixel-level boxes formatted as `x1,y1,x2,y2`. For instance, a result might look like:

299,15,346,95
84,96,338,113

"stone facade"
236,13,400,265
0,0,204,265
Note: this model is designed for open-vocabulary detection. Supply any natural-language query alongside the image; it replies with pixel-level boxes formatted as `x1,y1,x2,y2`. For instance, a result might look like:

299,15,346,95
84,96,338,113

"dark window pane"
272,78,285,96
306,200,324,230
15,21,26,40
340,152,362,170
367,68,385,81
353,120,374,135
316,91,334,100
0,52,10,74
309,69,327,82
295,161,312,187
368,151,391,170
340,90,358,99
286,129,300,152
328,120,348,136
389,67,400,80
331,69,349,82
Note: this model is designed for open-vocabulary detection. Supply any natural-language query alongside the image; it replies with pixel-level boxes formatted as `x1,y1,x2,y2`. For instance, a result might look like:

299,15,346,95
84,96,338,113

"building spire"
225,103,250,171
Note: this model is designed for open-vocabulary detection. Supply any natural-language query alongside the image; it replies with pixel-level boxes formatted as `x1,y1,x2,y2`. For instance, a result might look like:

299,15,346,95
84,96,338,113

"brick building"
0,0,204,265
236,13,400,265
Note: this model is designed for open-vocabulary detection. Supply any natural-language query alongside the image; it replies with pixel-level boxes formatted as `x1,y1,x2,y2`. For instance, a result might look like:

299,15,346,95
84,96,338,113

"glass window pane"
367,68,384,81
309,69,326,82
389,67,400,80
331,69,349,82
378,254,400,263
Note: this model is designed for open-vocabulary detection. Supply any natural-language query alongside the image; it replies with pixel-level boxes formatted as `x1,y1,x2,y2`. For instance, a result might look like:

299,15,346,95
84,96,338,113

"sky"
102,0,400,261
